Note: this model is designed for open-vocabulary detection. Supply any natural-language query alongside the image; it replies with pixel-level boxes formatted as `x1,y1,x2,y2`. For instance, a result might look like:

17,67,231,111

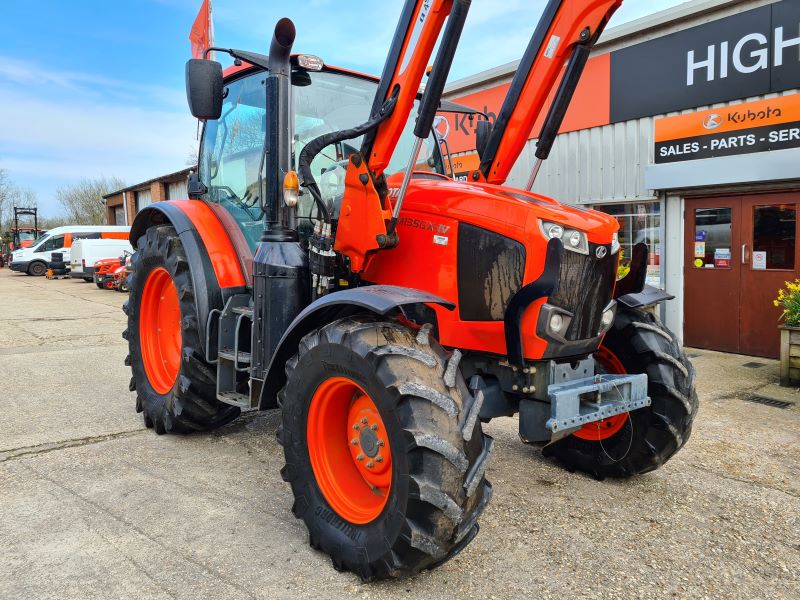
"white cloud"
0,57,196,215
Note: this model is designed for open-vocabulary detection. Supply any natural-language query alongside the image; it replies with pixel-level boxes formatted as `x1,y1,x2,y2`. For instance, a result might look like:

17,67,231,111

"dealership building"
443,0,800,358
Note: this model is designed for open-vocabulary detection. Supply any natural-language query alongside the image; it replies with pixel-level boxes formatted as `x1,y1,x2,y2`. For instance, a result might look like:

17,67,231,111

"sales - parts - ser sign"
654,94,800,164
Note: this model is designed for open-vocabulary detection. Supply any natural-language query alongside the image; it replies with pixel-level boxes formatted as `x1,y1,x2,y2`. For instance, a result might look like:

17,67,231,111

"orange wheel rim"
139,267,181,394
307,376,392,524
573,345,629,441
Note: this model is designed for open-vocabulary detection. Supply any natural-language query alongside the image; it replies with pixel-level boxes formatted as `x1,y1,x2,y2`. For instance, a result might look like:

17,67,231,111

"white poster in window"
752,251,767,270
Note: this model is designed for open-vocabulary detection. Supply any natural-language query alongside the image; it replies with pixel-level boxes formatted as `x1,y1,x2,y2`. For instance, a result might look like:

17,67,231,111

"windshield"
32,233,51,250
293,71,443,226
199,68,444,249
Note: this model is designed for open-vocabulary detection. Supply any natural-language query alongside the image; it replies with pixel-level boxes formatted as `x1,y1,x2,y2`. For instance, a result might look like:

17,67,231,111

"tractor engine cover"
362,175,620,363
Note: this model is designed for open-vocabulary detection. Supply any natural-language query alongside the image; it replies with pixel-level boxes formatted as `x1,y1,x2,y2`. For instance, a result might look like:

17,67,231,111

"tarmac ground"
0,268,798,599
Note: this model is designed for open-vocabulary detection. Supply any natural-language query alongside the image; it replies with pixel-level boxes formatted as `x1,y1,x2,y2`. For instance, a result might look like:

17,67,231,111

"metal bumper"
9,261,28,272
518,362,650,443
546,373,650,439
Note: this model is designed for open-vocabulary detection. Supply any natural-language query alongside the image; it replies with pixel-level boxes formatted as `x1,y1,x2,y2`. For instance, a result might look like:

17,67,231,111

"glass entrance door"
684,197,741,353
740,194,798,358
684,193,799,358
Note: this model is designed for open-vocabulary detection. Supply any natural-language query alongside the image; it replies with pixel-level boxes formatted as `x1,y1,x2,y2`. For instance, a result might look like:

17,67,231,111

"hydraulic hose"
297,96,397,224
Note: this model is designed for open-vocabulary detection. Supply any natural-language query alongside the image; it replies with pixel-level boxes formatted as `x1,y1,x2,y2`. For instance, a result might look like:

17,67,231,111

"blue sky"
0,0,686,217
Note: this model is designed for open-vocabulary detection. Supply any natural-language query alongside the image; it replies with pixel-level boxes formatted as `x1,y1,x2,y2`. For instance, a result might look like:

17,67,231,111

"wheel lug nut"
356,454,364,461
377,440,385,447
351,438,359,445
375,455,383,463
361,418,368,425
352,423,360,430
366,461,374,468
371,424,378,431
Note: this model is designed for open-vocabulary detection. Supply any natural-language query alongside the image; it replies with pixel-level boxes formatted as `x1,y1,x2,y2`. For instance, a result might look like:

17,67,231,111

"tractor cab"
195,59,448,250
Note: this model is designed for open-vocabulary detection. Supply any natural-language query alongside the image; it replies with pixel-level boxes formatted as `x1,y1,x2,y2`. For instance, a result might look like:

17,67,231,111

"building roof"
103,166,196,199
444,0,762,96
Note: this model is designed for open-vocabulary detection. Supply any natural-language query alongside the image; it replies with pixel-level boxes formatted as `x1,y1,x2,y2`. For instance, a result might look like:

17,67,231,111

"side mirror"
185,58,224,120
476,119,492,161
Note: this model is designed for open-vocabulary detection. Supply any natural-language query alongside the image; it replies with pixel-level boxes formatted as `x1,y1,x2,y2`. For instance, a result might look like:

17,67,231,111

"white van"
69,238,134,281
10,225,130,277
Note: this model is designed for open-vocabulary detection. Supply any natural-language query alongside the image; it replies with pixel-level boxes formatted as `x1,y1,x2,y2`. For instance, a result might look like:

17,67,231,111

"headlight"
611,232,620,255
539,221,589,255
549,313,564,333
599,301,617,334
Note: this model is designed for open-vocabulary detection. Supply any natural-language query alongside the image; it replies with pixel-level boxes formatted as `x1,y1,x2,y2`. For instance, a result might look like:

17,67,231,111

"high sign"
611,1,800,122
654,94,800,163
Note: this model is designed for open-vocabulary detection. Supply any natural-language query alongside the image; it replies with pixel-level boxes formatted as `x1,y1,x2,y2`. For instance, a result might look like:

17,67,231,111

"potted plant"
774,280,800,386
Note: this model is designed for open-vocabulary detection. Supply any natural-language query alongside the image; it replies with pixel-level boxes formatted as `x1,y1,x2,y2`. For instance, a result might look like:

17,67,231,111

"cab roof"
222,53,377,83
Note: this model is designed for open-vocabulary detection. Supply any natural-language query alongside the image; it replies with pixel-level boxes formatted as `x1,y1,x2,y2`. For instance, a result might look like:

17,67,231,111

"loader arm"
478,0,621,185
329,0,471,272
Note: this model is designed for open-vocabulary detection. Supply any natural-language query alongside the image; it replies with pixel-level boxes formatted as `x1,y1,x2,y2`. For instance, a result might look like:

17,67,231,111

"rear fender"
258,285,455,409
130,201,247,341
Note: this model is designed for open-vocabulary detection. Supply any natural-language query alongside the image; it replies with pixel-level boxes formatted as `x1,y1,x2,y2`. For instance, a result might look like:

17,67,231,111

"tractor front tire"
544,306,698,479
123,225,240,434
278,317,493,580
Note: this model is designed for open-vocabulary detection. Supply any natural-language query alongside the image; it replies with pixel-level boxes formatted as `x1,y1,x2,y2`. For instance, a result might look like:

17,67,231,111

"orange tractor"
124,0,697,580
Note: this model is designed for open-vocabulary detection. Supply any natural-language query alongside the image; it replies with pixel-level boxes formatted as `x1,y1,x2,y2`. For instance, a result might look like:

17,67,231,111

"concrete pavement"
1,268,798,599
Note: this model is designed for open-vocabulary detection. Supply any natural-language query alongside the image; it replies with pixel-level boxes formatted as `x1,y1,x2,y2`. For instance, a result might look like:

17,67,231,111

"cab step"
218,348,251,365
217,391,252,409
214,294,259,409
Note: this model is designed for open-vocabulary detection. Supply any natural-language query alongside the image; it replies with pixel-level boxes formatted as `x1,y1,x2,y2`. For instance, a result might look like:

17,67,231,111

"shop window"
693,208,732,269
752,204,795,270
593,202,662,286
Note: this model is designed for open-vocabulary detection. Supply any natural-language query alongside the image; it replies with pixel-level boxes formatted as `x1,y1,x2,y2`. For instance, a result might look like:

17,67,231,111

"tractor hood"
389,174,620,247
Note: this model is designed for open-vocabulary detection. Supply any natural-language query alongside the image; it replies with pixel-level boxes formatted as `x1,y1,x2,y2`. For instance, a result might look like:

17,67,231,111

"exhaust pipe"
263,18,296,237
268,17,296,76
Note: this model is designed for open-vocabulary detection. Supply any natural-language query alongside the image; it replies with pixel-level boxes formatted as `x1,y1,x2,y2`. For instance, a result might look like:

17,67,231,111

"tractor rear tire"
543,306,698,479
278,316,493,581
123,225,240,434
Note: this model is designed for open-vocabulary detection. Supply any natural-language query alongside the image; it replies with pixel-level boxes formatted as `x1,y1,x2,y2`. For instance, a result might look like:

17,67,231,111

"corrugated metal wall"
522,117,657,204
502,87,800,205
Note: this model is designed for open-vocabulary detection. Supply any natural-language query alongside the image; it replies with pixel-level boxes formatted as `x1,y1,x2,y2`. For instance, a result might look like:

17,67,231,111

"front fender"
258,285,455,409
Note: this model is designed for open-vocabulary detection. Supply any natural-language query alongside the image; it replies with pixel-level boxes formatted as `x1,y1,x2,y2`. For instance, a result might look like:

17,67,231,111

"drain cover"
744,395,794,409
742,361,767,369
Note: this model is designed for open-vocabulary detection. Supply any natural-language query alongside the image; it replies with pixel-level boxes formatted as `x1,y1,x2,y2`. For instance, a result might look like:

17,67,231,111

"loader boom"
478,0,621,185
360,0,455,176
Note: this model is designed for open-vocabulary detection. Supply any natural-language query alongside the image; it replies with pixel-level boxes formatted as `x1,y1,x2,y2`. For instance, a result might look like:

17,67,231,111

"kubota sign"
654,94,800,163
611,0,800,122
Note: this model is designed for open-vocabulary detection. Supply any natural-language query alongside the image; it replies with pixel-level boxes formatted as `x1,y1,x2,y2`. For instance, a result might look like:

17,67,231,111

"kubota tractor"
124,0,697,580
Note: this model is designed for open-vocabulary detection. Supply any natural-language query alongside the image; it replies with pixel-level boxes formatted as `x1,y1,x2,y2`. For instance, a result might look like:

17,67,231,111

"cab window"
39,235,65,252
199,74,267,249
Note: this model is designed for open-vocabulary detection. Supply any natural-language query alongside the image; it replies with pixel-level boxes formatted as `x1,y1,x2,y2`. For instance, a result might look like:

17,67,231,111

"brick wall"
104,168,192,226
106,193,124,225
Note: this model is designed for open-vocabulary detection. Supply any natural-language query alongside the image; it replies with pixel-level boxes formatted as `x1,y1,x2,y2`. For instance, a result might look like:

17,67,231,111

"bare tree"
0,171,39,234
56,177,125,225
0,168,11,233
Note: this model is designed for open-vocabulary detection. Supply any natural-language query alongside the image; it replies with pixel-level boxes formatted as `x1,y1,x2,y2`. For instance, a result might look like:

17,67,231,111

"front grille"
548,244,617,341
458,223,526,321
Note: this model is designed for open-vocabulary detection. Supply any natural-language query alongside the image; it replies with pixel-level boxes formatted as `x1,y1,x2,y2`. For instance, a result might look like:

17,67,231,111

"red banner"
189,0,211,59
